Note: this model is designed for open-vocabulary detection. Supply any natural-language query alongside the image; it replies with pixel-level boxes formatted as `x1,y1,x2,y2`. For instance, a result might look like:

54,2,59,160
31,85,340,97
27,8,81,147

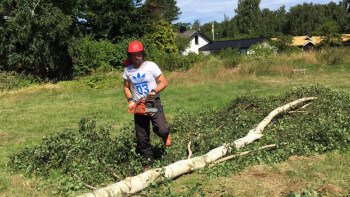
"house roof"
175,30,212,43
311,34,350,44
342,34,350,42
199,38,266,51
291,36,315,47
175,30,197,38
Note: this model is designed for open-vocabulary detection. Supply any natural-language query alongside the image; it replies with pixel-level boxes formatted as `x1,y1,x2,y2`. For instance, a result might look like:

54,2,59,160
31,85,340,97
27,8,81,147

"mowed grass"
0,50,350,196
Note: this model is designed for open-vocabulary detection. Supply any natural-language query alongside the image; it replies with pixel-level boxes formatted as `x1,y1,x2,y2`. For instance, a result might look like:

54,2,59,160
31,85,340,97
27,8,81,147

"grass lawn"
0,52,349,196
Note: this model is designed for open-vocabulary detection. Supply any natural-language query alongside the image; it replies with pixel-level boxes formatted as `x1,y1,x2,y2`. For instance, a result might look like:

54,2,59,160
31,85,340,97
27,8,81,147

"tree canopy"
199,1,350,41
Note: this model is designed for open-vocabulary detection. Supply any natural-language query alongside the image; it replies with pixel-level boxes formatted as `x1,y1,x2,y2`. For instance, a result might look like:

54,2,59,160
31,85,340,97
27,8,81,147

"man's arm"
153,74,168,93
124,79,133,100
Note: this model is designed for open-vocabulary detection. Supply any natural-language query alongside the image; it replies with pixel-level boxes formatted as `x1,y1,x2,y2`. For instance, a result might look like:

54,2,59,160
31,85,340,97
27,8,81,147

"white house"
175,30,211,55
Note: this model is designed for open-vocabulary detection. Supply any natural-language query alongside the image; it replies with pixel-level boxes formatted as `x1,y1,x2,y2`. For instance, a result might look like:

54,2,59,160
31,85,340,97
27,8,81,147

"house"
290,36,315,51
199,38,266,55
342,34,350,46
175,30,212,55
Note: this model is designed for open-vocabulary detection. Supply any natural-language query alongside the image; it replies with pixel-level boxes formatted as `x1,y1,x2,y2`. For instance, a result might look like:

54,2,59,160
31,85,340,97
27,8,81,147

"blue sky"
174,0,341,24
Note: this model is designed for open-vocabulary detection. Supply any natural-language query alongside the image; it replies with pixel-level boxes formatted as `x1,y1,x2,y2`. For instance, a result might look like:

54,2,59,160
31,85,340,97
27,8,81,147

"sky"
174,0,341,24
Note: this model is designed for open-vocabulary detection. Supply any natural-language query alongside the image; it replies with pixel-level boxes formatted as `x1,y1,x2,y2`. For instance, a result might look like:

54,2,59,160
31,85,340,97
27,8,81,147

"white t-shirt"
123,61,162,101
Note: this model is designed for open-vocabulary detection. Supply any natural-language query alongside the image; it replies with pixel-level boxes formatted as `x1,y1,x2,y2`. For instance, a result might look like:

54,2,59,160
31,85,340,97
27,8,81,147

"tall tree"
143,0,181,23
340,0,350,12
0,0,78,79
235,0,262,35
78,0,142,42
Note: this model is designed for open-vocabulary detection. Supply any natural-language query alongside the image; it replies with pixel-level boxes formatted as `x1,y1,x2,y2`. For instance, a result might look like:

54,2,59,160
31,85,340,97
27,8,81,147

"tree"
270,35,293,52
340,0,350,12
145,20,177,54
314,21,342,47
235,0,262,36
0,0,78,79
143,0,181,23
78,0,142,42
174,35,190,54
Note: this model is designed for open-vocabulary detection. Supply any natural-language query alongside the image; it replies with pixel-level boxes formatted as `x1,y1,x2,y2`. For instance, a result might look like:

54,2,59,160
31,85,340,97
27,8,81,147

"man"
123,41,171,171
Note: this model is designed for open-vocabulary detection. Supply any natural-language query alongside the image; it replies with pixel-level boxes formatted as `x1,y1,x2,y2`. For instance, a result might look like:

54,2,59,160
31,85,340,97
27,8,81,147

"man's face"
130,52,143,66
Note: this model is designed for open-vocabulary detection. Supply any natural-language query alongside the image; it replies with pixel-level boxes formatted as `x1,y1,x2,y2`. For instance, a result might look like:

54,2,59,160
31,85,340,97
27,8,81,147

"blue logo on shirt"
133,73,146,83
133,73,149,95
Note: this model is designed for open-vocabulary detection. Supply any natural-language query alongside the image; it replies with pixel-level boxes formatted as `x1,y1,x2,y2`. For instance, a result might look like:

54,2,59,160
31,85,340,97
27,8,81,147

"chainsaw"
128,94,158,116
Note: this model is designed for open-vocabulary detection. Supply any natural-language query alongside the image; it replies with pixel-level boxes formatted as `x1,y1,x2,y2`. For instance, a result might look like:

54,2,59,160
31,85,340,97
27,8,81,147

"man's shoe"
164,135,171,147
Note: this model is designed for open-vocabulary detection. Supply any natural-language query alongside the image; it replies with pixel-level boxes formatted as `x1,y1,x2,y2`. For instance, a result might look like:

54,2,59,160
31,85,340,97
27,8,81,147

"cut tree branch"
98,156,121,181
78,97,316,197
209,144,277,167
71,173,97,191
187,141,192,159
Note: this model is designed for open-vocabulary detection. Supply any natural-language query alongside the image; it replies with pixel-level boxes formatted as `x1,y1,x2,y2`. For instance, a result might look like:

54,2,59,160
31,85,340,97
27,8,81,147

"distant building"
291,36,315,51
175,30,211,55
175,30,266,55
199,38,266,55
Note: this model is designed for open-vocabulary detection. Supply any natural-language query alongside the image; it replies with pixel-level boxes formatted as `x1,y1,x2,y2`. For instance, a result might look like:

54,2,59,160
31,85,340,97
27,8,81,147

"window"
195,35,199,45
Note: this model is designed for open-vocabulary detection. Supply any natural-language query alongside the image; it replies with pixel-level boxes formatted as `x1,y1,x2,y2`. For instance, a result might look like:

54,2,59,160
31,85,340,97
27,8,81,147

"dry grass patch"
168,58,241,86
202,154,348,197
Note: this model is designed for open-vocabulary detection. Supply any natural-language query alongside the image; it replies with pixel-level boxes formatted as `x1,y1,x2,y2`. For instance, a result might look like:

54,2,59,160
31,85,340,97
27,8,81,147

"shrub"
69,36,121,76
218,48,242,68
316,47,346,65
175,35,190,54
247,42,277,58
155,52,207,71
69,36,164,76
75,71,124,89
0,71,41,91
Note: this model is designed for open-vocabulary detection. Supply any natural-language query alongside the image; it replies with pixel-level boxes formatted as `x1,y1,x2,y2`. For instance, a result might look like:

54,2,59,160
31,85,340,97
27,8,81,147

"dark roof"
189,31,212,43
199,38,266,51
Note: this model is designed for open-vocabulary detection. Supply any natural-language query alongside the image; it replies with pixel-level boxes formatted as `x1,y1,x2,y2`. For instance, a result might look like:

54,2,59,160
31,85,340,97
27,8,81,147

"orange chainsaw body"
128,95,158,116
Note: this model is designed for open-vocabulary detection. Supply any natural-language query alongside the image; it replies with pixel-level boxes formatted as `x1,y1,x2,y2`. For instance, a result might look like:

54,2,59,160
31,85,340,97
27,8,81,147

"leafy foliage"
8,84,350,194
0,0,77,79
218,48,242,68
69,36,121,76
174,35,190,54
0,71,41,91
316,47,347,65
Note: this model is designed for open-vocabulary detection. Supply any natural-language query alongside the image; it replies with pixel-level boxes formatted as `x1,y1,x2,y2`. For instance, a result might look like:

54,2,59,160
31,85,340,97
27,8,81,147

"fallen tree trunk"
78,97,317,197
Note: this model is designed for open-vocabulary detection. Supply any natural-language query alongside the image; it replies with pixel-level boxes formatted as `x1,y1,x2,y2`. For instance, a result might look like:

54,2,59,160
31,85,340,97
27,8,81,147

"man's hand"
128,100,135,109
148,89,156,96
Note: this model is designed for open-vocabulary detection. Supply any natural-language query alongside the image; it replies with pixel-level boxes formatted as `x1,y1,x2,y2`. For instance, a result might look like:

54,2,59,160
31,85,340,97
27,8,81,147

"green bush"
0,71,41,91
69,36,121,76
155,52,207,71
218,48,242,68
316,47,346,65
69,36,165,76
248,42,277,58
74,71,124,89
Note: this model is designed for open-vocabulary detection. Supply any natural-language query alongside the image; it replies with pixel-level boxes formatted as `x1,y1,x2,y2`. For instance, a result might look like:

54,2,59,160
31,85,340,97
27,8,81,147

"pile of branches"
8,84,350,195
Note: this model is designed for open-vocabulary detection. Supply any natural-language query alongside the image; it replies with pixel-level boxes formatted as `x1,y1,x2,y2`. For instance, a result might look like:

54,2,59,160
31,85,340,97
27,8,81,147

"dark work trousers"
134,98,169,167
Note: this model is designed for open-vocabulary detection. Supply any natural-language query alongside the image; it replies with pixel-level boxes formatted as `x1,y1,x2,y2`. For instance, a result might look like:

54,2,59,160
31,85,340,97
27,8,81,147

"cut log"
77,97,317,197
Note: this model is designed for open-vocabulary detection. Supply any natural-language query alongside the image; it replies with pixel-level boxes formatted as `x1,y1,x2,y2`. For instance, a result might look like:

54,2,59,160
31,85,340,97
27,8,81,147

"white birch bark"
78,97,316,197
233,97,317,148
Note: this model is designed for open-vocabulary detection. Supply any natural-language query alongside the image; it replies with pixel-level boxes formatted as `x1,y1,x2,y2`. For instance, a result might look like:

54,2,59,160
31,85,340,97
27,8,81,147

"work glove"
128,100,135,109
148,89,156,96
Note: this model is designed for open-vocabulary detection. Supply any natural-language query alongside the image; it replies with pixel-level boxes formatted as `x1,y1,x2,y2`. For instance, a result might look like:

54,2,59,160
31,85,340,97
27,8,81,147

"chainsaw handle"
128,103,136,113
